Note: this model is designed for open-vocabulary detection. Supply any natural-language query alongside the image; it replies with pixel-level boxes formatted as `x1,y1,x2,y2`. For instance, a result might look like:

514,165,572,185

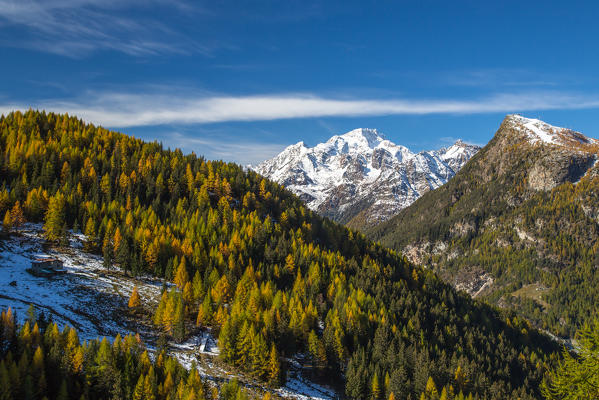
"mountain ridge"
367,114,599,337
254,128,480,225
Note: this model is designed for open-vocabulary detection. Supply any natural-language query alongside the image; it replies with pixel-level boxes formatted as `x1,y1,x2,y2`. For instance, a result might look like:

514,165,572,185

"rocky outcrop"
528,153,596,191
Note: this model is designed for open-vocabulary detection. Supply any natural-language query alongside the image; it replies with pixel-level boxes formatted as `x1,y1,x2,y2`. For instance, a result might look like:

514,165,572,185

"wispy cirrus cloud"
3,89,599,128
163,132,287,166
440,68,580,88
0,0,209,57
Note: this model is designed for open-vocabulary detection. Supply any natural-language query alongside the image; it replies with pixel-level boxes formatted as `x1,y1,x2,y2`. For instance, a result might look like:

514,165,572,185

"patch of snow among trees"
0,224,338,400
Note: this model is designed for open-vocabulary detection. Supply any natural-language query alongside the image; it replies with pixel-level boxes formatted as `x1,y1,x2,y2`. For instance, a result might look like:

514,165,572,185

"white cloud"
165,132,287,166
441,69,566,88
3,90,599,127
0,0,206,57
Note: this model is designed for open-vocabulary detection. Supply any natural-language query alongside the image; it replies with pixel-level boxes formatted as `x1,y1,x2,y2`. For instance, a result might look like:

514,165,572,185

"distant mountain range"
254,128,480,226
367,114,599,337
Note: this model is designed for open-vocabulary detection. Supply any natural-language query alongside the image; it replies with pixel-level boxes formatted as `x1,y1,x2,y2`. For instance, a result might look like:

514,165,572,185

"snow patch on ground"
277,355,336,400
0,224,339,400
0,224,142,339
508,114,599,147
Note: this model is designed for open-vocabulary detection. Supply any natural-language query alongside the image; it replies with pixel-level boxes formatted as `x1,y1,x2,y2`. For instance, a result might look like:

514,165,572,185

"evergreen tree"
192,271,205,301
144,371,156,400
542,320,599,399
439,388,449,400
103,239,113,270
371,372,380,400
424,377,439,400
183,281,193,306
267,344,281,386
133,374,145,400
219,318,238,364
174,258,189,290
172,296,185,342
145,244,158,272
43,192,66,243
196,294,213,327
308,330,327,370
10,201,25,228
285,254,295,274
128,286,141,309
117,238,131,272
2,211,12,234
113,227,123,255
235,322,252,367
154,291,168,328
250,333,268,379
0,361,11,400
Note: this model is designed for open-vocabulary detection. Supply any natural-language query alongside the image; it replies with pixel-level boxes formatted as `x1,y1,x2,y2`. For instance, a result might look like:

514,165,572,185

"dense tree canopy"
0,306,213,400
0,110,561,399
542,320,599,399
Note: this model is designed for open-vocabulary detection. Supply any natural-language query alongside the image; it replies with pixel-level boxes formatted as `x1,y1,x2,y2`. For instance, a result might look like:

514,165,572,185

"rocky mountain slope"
367,114,599,337
254,128,479,226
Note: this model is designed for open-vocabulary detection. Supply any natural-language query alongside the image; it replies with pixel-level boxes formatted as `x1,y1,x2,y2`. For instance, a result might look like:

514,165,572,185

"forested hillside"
0,110,560,399
368,115,599,338
0,306,253,400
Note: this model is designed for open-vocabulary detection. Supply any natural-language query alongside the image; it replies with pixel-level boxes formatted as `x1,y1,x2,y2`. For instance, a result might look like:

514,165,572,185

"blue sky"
2,0,599,164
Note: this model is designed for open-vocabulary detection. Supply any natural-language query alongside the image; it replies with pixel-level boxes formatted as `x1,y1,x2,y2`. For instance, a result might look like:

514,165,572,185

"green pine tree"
172,295,185,342
132,374,145,400
218,318,237,364
43,192,66,243
267,344,281,386
542,320,599,399
103,240,113,270
250,332,268,379
371,372,380,400
236,322,253,367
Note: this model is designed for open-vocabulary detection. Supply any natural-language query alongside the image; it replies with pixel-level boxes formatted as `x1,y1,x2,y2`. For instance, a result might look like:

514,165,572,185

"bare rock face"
497,115,599,192
528,153,596,191
253,128,480,225
454,269,494,298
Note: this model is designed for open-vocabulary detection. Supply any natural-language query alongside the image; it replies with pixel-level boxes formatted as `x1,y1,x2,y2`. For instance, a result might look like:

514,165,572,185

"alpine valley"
254,128,480,227
0,110,561,400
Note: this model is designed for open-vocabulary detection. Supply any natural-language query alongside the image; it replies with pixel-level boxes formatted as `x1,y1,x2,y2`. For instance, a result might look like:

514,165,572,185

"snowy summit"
506,114,599,147
254,128,480,225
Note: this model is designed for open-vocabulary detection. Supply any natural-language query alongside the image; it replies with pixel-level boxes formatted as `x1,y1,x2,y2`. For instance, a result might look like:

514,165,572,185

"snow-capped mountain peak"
318,128,386,155
332,127,385,146
506,114,599,147
254,128,480,225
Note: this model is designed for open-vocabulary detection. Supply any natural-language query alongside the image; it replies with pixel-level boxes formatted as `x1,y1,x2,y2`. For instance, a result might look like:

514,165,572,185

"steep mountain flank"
0,110,559,399
368,114,599,337
254,128,479,226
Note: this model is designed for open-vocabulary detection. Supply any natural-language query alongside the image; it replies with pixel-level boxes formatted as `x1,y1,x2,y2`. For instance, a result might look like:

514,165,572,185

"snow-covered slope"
254,128,480,225
0,224,336,400
507,114,599,147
